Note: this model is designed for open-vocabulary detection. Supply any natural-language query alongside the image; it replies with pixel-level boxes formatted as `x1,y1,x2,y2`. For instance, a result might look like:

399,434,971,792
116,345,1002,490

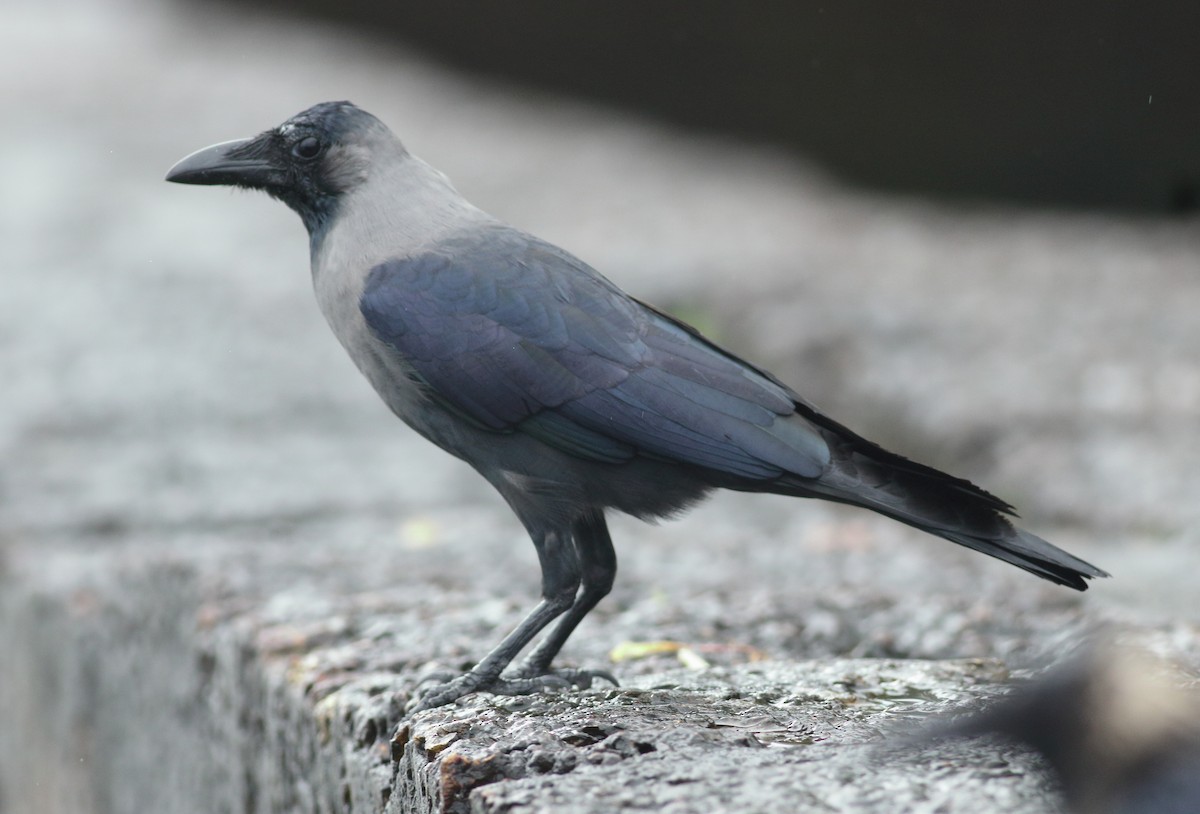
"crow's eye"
292,136,323,160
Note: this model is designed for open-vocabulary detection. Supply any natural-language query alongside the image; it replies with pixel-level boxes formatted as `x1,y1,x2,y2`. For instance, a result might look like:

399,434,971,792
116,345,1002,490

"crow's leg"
408,528,580,713
510,511,619,688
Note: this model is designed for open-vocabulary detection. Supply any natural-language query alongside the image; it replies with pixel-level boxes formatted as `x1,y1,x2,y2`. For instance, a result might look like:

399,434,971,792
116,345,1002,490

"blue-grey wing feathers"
359,229,831,481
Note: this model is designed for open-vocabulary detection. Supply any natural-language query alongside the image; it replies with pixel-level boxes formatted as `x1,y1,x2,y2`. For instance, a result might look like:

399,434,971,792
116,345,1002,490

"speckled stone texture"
2,0,1198,812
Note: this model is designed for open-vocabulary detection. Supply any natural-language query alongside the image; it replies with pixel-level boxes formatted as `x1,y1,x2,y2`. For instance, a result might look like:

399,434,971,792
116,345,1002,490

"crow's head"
166,101,397,235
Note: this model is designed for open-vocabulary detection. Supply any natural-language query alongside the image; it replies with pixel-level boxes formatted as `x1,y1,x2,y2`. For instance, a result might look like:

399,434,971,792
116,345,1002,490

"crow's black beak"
165,136,281,187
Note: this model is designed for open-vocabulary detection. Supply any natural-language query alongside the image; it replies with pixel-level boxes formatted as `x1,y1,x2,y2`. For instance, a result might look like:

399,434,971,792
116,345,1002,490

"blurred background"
236,0,1200,214
8,0,1200,691
3,0,1199,809
5,0,1200,637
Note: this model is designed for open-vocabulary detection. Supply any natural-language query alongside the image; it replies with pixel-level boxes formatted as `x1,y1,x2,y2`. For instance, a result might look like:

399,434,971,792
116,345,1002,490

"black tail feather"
772,419,1108,591
935,526,1107,590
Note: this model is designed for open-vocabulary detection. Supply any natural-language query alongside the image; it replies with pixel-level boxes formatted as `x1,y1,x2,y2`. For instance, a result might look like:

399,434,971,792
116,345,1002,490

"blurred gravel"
2,0,1198,811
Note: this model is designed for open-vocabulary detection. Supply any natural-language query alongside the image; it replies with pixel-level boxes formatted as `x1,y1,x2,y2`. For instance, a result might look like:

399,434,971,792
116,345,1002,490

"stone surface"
2,0,1199,812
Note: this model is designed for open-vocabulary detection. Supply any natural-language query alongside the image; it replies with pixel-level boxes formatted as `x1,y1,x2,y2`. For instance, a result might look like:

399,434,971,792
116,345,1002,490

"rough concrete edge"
2,556,1058,814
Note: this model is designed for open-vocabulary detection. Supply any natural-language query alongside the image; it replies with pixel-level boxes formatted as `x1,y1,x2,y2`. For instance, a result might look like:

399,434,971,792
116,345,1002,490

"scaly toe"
407,673,488,714
510,665,620,689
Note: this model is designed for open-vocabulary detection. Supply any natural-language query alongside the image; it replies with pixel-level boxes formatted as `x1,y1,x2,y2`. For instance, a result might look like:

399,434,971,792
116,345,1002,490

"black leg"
408,528,580,713
514,511,618,683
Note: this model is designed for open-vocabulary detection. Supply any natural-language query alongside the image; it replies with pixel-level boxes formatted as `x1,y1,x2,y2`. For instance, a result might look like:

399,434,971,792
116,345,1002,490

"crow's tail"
773,407,1108,590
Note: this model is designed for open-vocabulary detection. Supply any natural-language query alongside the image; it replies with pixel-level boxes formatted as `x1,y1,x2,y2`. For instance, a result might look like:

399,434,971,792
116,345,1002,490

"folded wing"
359,228,830,480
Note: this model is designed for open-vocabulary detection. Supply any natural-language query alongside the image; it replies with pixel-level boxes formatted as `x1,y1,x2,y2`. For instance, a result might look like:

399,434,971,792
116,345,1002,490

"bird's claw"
407,672,489,714
512,665,620,690
407,666,619,714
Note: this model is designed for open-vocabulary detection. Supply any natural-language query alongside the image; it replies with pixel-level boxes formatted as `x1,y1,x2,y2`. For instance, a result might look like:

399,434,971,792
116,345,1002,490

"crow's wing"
359,229,829,479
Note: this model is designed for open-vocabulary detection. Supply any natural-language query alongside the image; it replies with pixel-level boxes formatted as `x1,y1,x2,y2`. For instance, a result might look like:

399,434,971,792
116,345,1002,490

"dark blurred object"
927,645,1200,814
212,0,1199,213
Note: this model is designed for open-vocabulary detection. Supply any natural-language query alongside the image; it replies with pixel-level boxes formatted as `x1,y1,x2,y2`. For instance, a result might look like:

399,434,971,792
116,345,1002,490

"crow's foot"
407,667,619,714
510,664,620,690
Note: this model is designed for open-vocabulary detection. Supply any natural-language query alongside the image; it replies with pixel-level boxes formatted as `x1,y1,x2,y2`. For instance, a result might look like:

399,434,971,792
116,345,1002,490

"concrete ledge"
2,554,1069,814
